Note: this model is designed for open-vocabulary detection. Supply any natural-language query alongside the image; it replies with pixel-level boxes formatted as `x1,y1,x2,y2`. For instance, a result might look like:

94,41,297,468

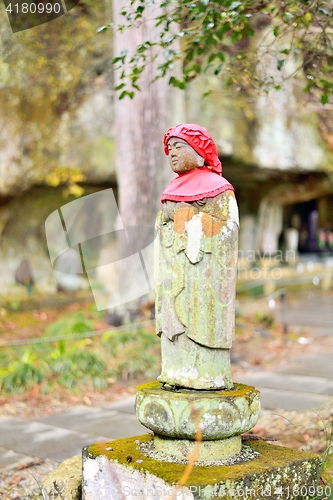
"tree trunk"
111,2,184,315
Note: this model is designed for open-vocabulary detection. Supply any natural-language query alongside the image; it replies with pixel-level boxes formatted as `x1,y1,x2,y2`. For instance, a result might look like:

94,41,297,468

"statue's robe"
155,190,239,389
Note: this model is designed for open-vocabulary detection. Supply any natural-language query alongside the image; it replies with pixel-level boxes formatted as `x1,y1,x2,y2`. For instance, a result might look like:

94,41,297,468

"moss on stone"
136,381,260,440
136,380,259,399
84,434,320,497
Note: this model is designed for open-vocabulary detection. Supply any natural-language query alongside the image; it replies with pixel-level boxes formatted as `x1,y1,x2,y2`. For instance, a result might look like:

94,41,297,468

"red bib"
161,167,234,203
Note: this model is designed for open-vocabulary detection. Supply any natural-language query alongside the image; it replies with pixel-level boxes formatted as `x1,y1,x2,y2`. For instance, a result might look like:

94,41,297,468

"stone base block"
82,434,321,500
136,381,260,440
153,435,242,463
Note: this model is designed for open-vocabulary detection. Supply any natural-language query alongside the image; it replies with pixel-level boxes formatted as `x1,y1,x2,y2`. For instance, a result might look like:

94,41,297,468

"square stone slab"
82,434,323,500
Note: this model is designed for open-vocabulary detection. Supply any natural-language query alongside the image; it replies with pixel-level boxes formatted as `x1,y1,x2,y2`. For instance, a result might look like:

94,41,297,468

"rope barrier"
0,319,155,347
0,270,330,347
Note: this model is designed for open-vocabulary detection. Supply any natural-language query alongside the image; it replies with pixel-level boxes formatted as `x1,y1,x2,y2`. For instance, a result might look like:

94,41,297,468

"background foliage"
0,308,160,395
105,0,333,104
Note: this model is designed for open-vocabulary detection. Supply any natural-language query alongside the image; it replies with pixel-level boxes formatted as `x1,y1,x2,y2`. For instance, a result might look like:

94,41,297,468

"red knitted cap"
163,123,222,174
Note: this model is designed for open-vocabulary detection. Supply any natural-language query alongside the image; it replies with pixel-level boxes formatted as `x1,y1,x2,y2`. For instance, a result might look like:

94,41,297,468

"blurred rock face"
0,1,115,198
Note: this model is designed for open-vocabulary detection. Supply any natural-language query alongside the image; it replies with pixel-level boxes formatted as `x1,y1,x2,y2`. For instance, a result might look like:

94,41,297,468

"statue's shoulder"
197,189,236,222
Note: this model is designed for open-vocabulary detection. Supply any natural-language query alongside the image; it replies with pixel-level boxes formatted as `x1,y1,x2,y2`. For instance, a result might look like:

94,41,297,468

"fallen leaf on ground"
8,476,23,485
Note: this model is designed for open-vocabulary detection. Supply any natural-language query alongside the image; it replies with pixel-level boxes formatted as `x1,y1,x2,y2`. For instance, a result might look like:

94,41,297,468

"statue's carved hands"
191,198,207,209
163,200,198,222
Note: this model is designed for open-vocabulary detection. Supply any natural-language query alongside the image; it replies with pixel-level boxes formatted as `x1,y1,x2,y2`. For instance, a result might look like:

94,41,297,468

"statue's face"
167,137,204,174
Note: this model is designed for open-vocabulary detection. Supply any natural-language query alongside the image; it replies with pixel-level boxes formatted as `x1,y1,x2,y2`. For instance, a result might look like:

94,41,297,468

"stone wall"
0,1,115,198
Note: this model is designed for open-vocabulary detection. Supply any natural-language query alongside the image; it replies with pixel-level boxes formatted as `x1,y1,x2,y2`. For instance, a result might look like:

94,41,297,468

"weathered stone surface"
82,434,321,500
153,435,242,463
42,455,82,500
186,49,333,173
155,191,239,390
158,334,233,391
0,187,60,292
0,4,115,198
0,186,104,293
135,382,260,440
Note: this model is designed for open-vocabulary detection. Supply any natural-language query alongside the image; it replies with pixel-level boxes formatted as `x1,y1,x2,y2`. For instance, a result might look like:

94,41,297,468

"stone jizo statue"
155,124,239,390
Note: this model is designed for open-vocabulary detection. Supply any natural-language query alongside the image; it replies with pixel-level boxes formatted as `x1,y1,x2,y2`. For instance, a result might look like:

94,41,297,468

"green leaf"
228,1,242,10
273,26,279,37
321,93,329,105
303,81,313,93
302,12,312,27
216,24,230,40
245,26,255,37
283,12,293,23
209,52,225,64
169,76,186,89
277,59,285,71
231,31,242,43
115,83,126,90
319,79,332,89
214,64,223,75
119,91,128,100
